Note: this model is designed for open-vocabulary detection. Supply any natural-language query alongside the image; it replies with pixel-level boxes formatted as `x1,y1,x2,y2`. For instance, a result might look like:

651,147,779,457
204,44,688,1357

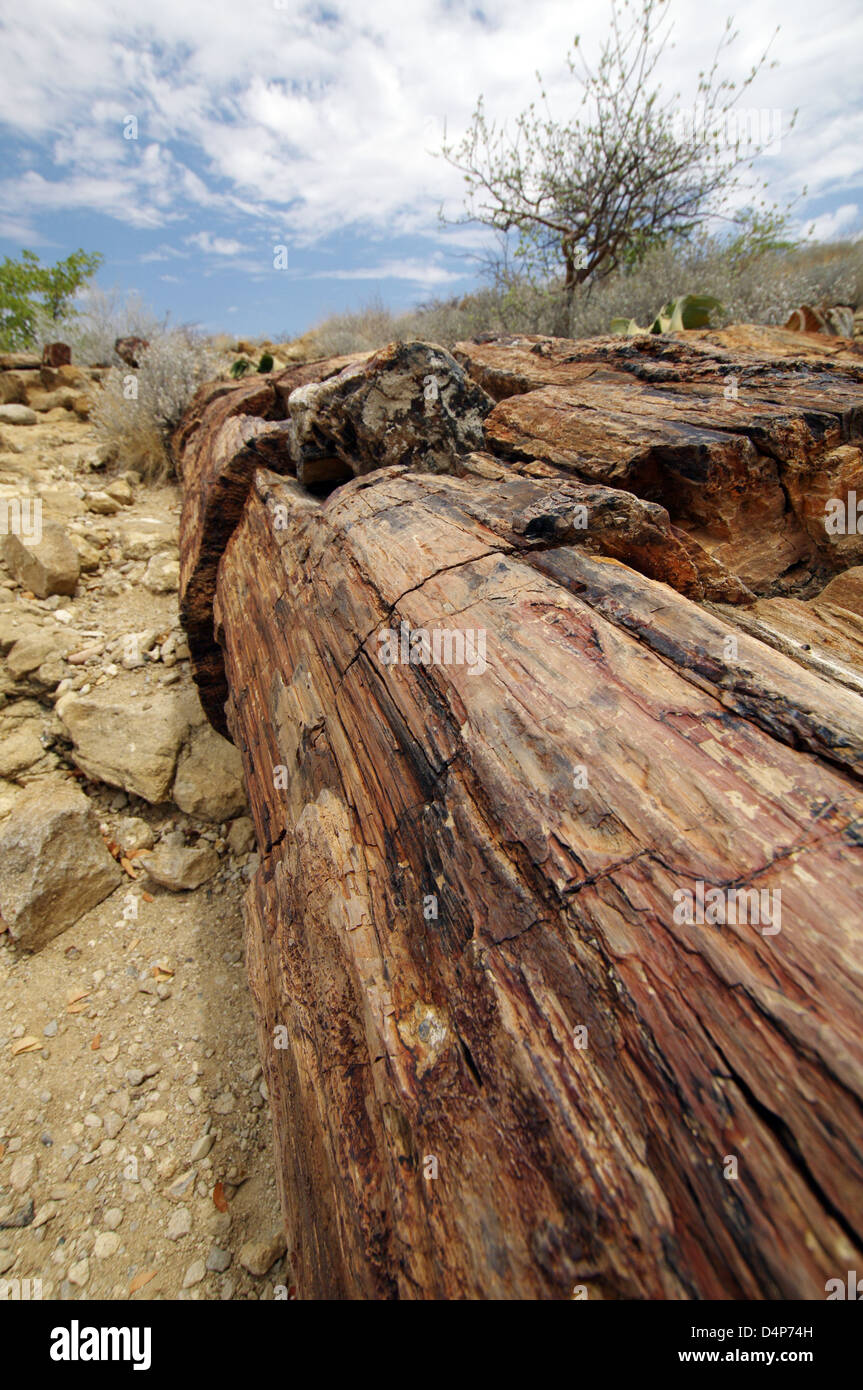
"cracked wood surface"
179,328,863,1299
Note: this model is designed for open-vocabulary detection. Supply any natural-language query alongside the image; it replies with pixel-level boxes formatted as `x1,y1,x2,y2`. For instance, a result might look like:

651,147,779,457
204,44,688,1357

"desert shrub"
293,236,862,353
30,286,164,366
91,329,217,481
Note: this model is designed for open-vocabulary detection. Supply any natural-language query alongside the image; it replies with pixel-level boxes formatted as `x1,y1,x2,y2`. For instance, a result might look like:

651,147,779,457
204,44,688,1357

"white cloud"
0,0,859,245
310,258,465,287
185,232,245,255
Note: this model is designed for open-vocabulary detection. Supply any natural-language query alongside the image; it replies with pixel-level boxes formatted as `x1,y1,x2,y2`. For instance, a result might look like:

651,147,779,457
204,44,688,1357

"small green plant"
611,293,723,336
230,357,253,378
257,352,274,373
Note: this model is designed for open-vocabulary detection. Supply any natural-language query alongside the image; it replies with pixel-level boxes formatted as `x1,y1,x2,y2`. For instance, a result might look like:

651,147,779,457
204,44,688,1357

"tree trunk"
177,328,863,1300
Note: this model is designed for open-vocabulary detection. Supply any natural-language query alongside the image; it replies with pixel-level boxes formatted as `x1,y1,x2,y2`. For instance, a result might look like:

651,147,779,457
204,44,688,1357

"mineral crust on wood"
178,328,863,1300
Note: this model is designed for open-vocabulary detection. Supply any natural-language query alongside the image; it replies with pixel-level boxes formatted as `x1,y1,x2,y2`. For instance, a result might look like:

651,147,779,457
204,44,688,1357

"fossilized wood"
178,329,863,1300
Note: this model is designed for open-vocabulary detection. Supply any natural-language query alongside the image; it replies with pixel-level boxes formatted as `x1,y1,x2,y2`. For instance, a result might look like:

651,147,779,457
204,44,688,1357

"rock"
86,490,121,516
190,1134,215,1162
172,724,247,822
56,680,203,803
0,1198,34,1229
166,1207,192,1240
104,478,133,506
68,1258,90,1287
142,553,180,593
239,1231,286,1277
1,521,81,598
0,372,28,406
137,1109,167,1129
0,720,45,778
0,1250,15,1275
816,567,863,617
102,1111,124,1139
0,404,37,425
287,340,493,485
103,1208,124,1231
5,631,69,682
166,1170,196,1202
93,1231,120,1258
0,353,40,370
182,1258,205,1288
115,336,149,368
227,816,255,856
0,782,122,950
42,342,71,367
145,845,219,892
10,1152,36,1191
72,536,102,573
205,1246,232,1273
115,816,155,854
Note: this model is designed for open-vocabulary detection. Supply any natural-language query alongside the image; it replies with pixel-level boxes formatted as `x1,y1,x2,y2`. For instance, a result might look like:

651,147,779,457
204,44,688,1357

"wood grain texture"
179,329,863,1299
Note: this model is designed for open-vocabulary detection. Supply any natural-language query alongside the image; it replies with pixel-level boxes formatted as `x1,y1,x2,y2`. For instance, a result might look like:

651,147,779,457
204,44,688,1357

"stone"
239,1231,286,1277
165,1169,196,1201
190,1134,214,1162
56,680,203,803
816,567,863,617
5,632,69,682
10,1152,36,1191
167,1206,192,1240
0,404,37,425
143,553,180,593
205,1246,232,1273
115,817,155,854
93,1231,120,1258
145,845,219,892
42,342,71,368
172,724,247,822
0,782,122,950
104,478,133,506
1,521,81,598
226,816,255,856
288,340,493,483
67,1258,90,1287
86,490,121,516
182,1259,205,1288
0,721,45,778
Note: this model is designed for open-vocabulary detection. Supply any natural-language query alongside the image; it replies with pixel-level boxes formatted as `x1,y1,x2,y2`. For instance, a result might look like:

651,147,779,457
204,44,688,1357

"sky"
0,0,861,339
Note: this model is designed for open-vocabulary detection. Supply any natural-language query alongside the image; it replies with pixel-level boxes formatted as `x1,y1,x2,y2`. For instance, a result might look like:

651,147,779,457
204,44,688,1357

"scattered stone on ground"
0,401,283,1301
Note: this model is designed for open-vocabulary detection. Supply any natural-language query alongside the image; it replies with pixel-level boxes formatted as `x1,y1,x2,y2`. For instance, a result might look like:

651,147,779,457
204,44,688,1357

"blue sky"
0,0,861,339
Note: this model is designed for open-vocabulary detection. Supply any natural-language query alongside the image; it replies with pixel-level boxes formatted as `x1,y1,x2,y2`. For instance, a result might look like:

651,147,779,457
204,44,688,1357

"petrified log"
179,329,863,1300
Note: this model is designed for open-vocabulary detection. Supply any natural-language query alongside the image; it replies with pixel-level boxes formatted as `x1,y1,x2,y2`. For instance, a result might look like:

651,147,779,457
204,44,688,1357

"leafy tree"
0,248,103,351
441,0,793,315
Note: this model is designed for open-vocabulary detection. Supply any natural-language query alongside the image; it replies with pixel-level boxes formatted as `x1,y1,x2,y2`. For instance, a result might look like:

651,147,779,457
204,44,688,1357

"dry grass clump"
91,330,217,482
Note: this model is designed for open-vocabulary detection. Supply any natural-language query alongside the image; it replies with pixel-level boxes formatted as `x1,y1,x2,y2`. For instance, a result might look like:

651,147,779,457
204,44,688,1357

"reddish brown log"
179,330,863,1300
